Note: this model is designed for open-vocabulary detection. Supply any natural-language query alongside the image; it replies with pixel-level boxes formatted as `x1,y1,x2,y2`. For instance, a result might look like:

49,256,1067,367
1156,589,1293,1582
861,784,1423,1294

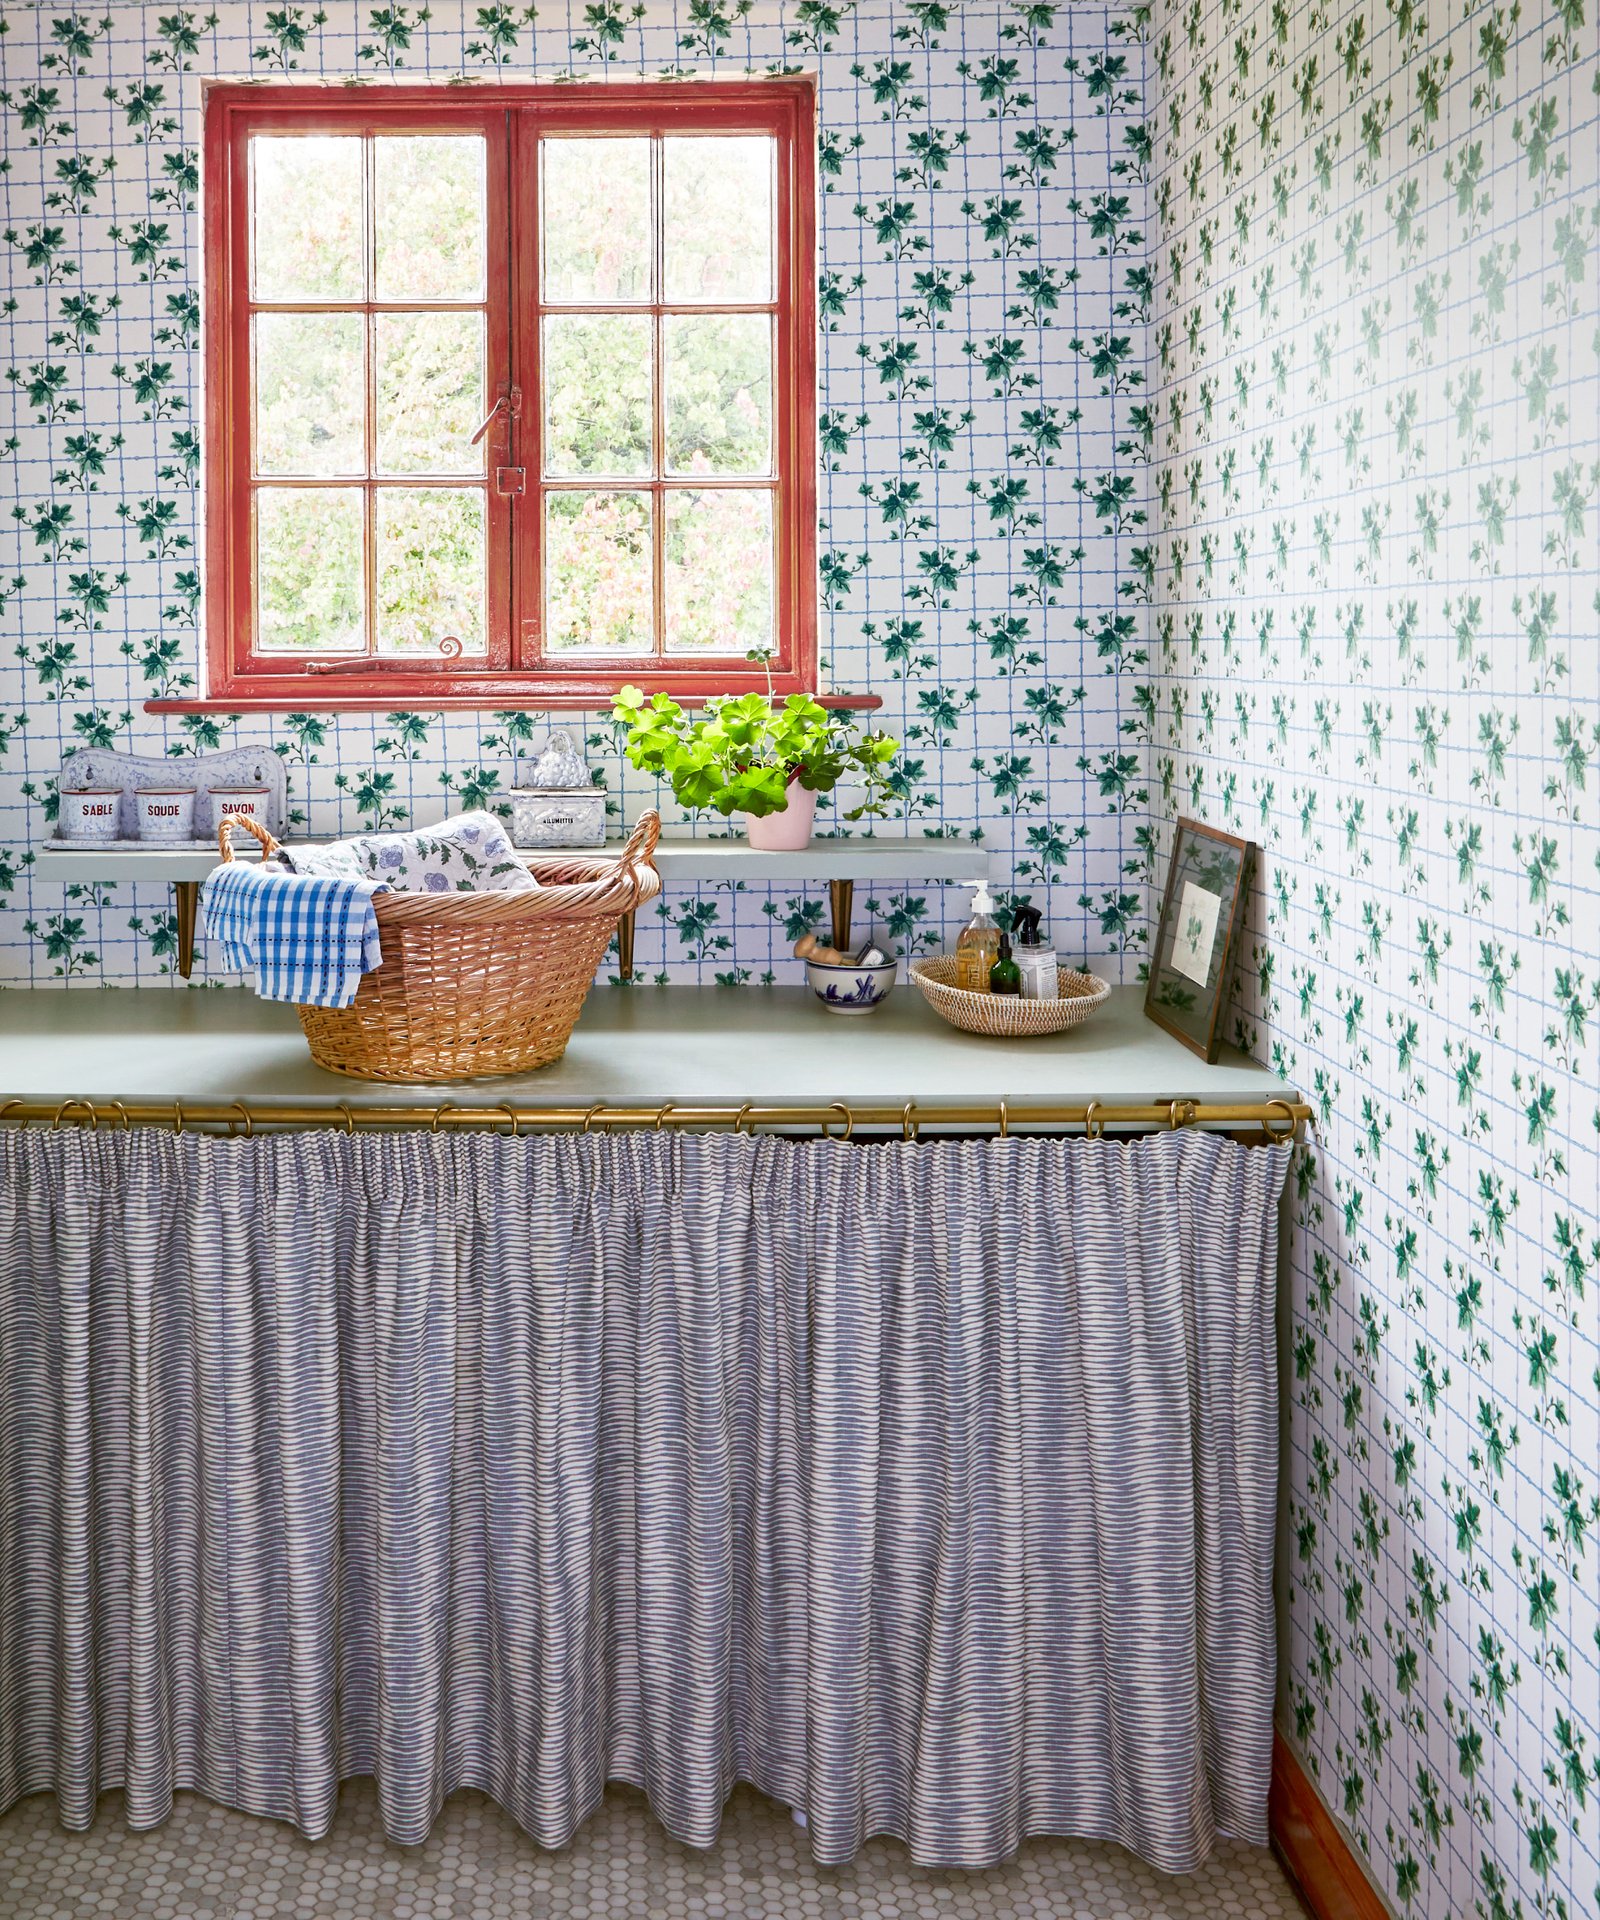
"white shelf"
35,834,991,889
621,835,990,885
37,841,266,882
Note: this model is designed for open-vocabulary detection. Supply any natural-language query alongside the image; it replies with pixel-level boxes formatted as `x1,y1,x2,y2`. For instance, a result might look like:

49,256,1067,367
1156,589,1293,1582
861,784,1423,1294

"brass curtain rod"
0,1095,1310,1143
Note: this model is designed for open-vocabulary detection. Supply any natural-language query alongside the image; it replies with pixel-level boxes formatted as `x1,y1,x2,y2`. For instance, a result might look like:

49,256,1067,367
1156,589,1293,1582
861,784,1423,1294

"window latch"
470,384,523,447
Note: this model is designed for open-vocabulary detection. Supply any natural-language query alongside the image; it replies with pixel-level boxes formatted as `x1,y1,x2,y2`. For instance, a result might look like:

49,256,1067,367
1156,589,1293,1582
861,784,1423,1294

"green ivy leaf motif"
252,7,330,69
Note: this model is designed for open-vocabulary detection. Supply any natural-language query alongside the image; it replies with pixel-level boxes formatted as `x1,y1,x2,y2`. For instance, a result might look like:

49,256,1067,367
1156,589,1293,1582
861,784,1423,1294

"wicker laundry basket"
218,810,661,1082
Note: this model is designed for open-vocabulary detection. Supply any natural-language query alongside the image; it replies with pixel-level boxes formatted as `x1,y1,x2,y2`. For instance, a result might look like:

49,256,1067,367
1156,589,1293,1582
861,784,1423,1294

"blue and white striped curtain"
0,1128,1288,1872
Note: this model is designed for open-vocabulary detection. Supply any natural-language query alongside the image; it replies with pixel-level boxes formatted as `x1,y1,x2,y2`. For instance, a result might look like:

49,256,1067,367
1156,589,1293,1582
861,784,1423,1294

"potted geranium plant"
611,650,898,850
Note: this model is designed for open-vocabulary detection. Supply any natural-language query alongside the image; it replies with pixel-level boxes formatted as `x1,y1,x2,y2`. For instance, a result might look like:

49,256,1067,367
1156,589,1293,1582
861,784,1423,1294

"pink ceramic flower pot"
744,782,817,851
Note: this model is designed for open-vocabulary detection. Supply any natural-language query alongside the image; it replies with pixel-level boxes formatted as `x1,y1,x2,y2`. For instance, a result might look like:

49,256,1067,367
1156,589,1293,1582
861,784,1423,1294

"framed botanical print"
1144,818,1255,1061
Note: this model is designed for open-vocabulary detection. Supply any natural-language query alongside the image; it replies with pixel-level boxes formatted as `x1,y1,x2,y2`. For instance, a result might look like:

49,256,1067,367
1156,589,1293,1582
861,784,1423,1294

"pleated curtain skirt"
0,1128,1289,1872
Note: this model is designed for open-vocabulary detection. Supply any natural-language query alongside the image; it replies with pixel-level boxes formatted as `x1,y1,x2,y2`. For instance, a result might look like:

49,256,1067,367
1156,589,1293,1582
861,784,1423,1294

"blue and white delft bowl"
804,954,898,1015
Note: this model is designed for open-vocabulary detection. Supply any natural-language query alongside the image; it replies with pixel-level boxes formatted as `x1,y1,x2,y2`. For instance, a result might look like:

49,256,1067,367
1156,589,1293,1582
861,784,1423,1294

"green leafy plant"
611,650,898,820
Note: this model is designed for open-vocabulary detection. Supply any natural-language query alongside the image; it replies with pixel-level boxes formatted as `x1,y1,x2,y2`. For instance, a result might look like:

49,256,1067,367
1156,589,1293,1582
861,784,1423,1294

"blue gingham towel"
201,862,387,1008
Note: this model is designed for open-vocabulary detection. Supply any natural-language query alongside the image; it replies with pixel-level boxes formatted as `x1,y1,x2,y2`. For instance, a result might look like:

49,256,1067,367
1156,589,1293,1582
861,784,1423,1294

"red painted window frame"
190,79,820,713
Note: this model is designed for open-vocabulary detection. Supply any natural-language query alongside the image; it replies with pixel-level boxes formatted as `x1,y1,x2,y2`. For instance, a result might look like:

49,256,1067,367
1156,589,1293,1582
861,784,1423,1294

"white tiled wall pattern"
0,0,1151,986
1147,0,1600,1914
4,3,1599,1915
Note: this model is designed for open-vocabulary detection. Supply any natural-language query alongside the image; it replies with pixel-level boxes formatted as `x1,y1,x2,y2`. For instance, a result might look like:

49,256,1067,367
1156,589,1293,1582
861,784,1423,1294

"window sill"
145,692,883,716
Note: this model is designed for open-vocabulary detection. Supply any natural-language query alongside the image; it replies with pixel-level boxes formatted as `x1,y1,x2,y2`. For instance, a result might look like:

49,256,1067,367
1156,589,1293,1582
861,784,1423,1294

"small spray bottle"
1010,905,1058,1001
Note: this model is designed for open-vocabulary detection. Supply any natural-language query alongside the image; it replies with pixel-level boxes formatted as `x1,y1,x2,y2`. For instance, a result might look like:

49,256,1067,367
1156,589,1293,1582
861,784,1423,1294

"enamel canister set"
58,783,273,844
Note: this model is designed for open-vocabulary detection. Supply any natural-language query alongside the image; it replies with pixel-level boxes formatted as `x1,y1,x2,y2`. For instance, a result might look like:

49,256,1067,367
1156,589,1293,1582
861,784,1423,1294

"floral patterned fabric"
287,812,538,895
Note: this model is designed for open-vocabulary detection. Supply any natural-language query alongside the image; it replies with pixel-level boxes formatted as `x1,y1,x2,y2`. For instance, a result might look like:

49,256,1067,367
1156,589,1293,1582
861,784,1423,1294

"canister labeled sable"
60,789,123,840
1011,904,1058,1001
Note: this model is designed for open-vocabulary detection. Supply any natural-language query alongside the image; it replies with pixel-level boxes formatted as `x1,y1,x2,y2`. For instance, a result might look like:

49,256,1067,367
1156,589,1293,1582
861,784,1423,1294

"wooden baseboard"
1269,1731,1392,1920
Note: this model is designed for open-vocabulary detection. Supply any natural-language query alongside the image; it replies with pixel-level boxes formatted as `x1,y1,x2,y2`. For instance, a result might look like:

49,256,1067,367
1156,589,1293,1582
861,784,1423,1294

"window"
192,82,817,711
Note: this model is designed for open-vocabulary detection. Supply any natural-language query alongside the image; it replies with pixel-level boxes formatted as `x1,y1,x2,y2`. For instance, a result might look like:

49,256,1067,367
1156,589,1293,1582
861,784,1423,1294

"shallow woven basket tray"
909,953,1112,1038
219,810,662,1082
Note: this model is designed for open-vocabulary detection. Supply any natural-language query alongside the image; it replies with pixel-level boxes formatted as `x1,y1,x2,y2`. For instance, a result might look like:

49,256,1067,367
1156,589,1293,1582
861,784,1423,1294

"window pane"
663,313,771,476
542,138,651,304
543,314,651,478
662,137,773,303
257,488,364,653
254,313,364,477
373,136,486,302
665,489,772,653
375,312,484,476
545,491,653,652
375,489,487,656
252,136,364,301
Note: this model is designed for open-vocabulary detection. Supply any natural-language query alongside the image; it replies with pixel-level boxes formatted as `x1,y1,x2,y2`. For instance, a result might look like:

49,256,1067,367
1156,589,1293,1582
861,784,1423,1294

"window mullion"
651,134,665,662
363,134,378,658
512,106,540,671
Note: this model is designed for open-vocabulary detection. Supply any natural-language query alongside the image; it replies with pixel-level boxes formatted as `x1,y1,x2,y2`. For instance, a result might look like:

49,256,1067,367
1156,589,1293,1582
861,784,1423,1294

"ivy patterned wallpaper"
3,2,1600,1917
0,0,1152,986
1147,0,1599,1917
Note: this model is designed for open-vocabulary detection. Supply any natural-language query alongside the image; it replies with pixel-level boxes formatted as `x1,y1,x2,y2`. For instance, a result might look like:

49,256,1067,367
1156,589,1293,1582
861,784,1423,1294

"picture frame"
1144,817,1255,1062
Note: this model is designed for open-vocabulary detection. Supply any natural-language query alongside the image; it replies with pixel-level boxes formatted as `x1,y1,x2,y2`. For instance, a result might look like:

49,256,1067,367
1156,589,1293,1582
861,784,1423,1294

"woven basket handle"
615,808,661,872
218,813,282,864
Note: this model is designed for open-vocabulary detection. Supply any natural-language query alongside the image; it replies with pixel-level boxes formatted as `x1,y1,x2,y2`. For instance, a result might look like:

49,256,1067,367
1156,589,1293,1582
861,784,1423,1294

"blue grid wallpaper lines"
0,0,1152,987
1147,0,1600,1915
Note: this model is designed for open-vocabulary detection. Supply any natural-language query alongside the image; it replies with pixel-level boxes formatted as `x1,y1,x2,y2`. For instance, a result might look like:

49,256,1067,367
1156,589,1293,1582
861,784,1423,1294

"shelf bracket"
828,878,854,952
616,909,636,982
173,881,199,979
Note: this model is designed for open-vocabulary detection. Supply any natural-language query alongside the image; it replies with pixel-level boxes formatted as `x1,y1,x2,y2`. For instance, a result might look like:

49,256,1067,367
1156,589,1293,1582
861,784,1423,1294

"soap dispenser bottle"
1011,905,1059,1001
955,880,1001,993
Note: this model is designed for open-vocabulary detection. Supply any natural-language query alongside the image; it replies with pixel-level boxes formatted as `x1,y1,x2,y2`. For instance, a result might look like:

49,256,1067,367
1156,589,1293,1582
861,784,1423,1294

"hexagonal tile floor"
0,1781,1311,1920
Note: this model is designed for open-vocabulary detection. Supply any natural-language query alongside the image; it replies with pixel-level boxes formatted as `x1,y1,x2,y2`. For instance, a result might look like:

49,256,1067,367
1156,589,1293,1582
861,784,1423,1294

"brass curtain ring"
1264,1097,1299,1143
733,1102,754,1136
231,1101,254,1139
51,1098,83,1131
655,1102,676,1132
337,1102,356,1137
0,1099,25,1129
107,1099,131,1131
172,1099,185,1137
1083,1100,1105,1141
901,1101,919,1143
435,1102,461,1135
499,1103,520,1139
996,1099,1009,1139
825,1101,854,1144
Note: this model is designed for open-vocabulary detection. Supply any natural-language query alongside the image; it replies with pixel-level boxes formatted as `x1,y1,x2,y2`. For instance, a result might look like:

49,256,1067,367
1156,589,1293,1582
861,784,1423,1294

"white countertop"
0,983,1287,1112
